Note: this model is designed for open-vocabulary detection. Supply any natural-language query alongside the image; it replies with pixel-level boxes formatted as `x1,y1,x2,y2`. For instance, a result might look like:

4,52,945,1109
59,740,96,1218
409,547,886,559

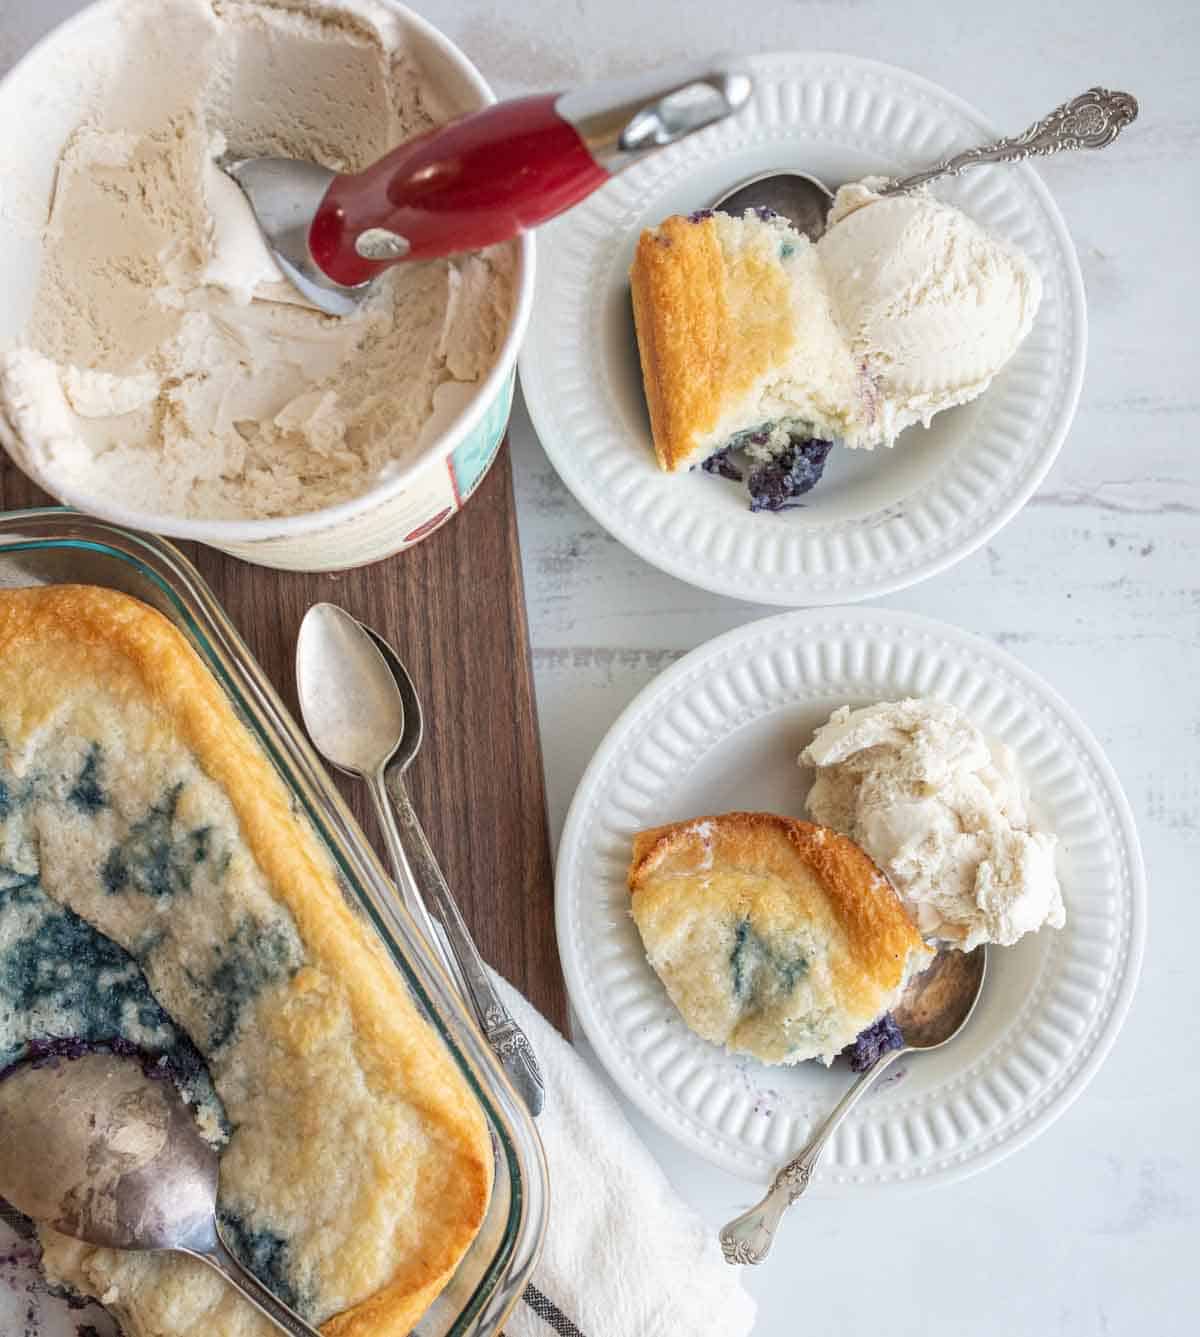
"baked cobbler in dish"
0,586,490,1337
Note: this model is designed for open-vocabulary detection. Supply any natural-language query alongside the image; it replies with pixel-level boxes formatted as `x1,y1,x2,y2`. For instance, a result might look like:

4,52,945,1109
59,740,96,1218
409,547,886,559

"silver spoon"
295,604,544,1117
360,626,557,1328
714,86,1137,240
720,945,987,1265
362,623,545,1117
0,1052,320,1337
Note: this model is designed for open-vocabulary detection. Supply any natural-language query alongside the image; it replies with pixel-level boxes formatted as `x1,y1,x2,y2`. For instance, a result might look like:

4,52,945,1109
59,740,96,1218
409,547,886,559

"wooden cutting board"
0,446,568,1029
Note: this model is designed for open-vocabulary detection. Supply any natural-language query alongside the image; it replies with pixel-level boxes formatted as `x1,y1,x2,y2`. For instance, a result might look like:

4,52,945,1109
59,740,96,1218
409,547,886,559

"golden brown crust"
629,811,926,1014
630,216,729,471
629,214,796,472
0,586,490,1337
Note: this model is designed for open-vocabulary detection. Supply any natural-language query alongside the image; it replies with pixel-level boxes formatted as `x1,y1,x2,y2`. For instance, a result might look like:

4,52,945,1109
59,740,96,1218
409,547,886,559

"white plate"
519,54,1087,606
555,608,1145,1188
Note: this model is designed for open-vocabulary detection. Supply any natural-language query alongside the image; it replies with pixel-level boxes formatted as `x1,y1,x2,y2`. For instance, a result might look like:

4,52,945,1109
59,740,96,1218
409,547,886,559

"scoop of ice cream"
818,180,1042,444
799,698,1065,950
0,0,514,523
199,147,289,305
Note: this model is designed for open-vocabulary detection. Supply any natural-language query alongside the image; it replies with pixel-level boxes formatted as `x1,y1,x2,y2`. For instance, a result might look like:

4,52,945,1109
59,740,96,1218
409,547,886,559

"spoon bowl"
295,601,444,956
295,602,404,779
0,1051,214,1252
0,1052,321,1335
713,168,831,239
362,624,423,774
891,942,987,1049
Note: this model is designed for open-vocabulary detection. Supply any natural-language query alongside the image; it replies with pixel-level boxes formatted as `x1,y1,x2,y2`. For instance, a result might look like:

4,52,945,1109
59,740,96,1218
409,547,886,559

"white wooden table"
492,1,1196,1332
2,2,1196,1334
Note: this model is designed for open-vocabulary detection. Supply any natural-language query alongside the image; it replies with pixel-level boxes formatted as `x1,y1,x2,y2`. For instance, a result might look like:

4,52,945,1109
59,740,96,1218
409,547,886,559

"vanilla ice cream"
0,0,514,522
820,178,1042,445
800,699,1065,950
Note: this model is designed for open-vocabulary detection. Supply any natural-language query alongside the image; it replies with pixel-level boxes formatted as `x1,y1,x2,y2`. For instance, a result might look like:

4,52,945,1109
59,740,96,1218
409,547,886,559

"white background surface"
1,2,1196,1335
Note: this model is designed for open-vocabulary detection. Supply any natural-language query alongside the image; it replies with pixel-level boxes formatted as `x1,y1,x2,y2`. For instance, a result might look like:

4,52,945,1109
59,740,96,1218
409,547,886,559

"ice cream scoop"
228,63,751,314
713,85,1137,241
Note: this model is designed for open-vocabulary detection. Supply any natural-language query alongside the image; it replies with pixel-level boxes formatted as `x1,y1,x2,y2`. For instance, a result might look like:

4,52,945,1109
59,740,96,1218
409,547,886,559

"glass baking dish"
0,508,547,1337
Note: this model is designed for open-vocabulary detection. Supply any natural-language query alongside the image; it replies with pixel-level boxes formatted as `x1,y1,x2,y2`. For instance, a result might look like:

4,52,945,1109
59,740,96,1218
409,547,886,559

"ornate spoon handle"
879,86,1138,195
719,1047,905,1265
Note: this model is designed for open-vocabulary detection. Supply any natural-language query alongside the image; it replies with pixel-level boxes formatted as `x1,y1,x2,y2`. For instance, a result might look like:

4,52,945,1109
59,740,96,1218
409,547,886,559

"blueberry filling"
729,918,752,999
699,430,833,511
701,447,743,482
747,439,833,512
102,783,212,898
0,879,218,1100
68,744,107,813
203,918,301,1052
0,862,38,896
727,425,774,451
219,1210,308,1314
729,916,808,1005
843,1013,904,1072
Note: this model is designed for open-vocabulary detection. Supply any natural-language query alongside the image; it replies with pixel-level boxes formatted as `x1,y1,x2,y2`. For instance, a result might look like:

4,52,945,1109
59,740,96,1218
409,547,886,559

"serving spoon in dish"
714,86,1137,241
719,944,987,1265
0,1051,321,1337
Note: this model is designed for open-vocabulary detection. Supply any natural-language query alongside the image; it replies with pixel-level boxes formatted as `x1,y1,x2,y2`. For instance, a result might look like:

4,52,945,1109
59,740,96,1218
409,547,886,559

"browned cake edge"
629,215,731,472
629,811,926,998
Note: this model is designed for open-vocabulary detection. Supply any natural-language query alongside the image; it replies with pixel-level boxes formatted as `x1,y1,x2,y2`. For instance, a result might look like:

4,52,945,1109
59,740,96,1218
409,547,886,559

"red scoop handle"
307,64,752,287
310,94,605,286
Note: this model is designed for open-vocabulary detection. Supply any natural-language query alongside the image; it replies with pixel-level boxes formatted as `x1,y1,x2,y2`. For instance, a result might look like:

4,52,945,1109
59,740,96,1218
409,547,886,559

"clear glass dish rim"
0,507,548,1337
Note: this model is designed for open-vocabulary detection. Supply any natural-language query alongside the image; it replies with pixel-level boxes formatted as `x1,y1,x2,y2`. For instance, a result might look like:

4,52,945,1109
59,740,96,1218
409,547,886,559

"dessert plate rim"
518,50,1087,606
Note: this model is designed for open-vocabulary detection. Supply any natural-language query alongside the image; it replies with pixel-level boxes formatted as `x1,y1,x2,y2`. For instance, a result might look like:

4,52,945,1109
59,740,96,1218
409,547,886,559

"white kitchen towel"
494,976,756,1337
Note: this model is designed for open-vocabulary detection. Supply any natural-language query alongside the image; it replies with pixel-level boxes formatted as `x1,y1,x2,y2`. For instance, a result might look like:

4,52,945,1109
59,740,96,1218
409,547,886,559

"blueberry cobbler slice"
627,814,931,1067
685,210,837,512
630,206,868,509
682,210,837,511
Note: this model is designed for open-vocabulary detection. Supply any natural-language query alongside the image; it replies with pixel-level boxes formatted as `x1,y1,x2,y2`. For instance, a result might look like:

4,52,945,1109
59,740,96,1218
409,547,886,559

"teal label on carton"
449,371,514,503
